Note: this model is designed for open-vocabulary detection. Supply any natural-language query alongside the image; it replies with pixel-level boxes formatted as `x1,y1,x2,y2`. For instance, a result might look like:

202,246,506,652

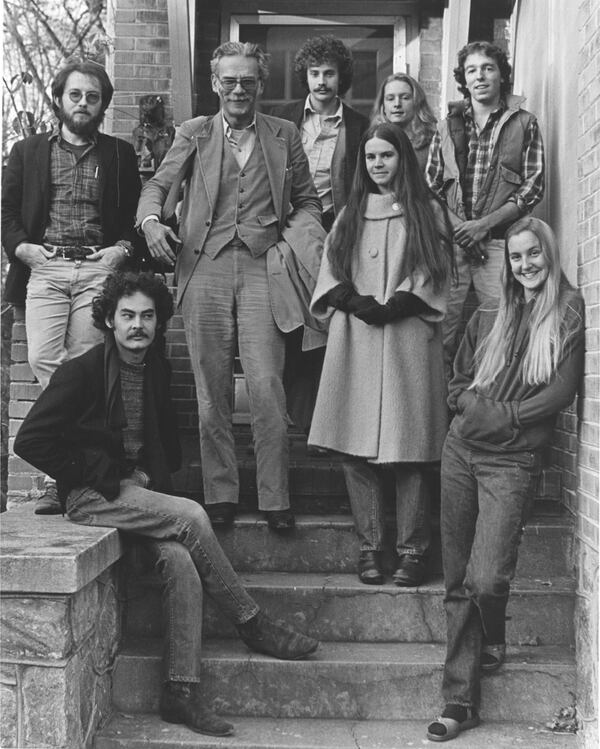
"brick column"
7,308,43,506
575,2,599,747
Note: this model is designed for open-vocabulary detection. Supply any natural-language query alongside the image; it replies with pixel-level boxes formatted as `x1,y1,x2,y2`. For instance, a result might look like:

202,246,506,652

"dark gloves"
354,291,432,326
326,282,377,313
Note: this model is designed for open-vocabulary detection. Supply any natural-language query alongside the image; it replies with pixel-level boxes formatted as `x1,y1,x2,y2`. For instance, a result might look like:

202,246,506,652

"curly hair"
210,41,271,82
454,41,512,100
370,73,437,150
92,271,174,332
51,58,114,117
293,35,354,96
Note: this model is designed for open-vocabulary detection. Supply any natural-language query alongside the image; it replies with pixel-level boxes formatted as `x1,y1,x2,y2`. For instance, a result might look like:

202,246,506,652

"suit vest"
203,135,279,259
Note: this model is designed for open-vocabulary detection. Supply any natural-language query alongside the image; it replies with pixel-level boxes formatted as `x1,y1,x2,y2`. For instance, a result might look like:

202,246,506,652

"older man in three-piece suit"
137,41,324,533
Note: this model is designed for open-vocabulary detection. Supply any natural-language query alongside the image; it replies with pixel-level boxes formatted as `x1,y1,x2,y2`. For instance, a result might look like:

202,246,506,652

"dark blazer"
272,99,369,214
14,336,181,507
1,132,142,305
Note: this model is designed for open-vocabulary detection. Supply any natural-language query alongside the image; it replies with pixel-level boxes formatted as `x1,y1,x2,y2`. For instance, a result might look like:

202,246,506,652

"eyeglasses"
66,89,101,105
216,76,259,93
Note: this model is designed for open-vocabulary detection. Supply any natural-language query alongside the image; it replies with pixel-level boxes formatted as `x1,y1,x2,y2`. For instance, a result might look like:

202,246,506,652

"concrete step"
122,512,573,580
125,572,575,647
210,513,574,577
111,639,575,722
95,713,577,749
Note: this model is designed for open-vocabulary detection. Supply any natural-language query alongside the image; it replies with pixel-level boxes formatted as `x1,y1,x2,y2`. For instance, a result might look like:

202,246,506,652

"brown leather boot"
159,681,234,736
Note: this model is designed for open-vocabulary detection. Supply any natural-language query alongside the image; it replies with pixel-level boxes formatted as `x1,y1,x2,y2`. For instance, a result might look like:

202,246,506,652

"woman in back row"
371,73,437,173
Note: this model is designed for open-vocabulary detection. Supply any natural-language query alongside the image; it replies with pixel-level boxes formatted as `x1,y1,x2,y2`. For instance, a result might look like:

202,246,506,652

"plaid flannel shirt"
426,100,545,219
43,129,103,246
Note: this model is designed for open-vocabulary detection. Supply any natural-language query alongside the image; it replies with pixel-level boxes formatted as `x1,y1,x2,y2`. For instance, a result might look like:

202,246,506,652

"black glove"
326,282,377,313
354,291,432,326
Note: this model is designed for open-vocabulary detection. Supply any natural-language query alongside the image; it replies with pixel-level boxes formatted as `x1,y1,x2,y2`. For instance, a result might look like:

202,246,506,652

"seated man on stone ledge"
14,269,319,738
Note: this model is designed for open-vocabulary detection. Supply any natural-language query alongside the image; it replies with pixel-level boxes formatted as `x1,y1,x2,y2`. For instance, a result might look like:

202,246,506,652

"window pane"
238,23,394,116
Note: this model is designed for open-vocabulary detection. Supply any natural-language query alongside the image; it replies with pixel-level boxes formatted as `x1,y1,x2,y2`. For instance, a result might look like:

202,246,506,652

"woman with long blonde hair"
371,73,437,172
427,216,585,743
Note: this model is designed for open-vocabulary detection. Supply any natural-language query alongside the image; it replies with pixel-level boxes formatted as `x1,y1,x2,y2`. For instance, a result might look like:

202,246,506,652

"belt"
43,244,100,260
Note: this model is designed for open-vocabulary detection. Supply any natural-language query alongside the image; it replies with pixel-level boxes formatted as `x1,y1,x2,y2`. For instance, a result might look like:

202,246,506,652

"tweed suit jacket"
136,111,322,304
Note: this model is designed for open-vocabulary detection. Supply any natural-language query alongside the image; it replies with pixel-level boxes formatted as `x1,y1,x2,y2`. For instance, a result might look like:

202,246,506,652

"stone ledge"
0,506,123,594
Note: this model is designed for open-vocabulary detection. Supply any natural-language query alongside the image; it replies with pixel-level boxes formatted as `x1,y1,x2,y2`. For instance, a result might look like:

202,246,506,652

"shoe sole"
480,660,504,673
161,715,234,737
426,716,480,742
34,506,63,515
248,640,320,660
359,575,385,585
393,577,424,587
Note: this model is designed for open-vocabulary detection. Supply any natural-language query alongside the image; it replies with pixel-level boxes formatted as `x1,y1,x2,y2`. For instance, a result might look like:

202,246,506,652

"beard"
58,104,105,137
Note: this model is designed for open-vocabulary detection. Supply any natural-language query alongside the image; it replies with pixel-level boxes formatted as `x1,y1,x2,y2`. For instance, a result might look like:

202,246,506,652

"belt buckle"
71,247,90,261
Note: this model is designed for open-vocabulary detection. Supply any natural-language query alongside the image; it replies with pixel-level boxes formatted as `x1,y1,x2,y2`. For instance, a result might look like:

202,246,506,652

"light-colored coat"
308,193,449,463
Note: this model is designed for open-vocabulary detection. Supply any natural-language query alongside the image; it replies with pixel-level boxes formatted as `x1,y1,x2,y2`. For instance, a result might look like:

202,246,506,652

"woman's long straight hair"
471,217,574,388
327,123,453,294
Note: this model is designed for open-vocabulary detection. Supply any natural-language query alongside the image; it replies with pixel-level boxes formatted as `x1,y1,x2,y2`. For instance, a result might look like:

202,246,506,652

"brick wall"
575,2,599,746
7,309,42,504
107,0,173,142
419,15,443,118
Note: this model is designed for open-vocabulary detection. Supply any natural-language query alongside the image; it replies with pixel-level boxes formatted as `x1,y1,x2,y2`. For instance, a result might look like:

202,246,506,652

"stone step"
124,572,575,646
95,713,577,749
111,639,575,722
122,512,573,579
212,513,574,577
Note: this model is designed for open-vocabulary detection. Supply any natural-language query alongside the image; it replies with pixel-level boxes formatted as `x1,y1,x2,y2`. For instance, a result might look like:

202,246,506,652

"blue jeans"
25,257,115,388
342,458,431,557
181,245,289,511
66,475,259,683
440,432,541,708
442,239,505,371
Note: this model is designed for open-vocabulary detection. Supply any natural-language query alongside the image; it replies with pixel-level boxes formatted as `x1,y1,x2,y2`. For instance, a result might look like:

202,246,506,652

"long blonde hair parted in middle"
471,217,575,390
370,73,437,150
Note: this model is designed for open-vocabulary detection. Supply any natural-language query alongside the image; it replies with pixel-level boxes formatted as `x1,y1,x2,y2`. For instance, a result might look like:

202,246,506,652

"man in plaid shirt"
426,41,545,370
2,58,141,514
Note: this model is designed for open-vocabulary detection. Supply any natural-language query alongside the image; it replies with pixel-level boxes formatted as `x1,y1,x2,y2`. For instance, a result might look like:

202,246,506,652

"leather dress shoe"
264,509,295,532
160,681,234,736
205,502,236,528
358,550,384,585
236,610,319,660
393,555,427,587
34,483,62,515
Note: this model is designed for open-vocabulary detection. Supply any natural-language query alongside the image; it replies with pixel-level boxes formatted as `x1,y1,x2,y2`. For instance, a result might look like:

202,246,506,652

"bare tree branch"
27,0,70,57
3,2,53,110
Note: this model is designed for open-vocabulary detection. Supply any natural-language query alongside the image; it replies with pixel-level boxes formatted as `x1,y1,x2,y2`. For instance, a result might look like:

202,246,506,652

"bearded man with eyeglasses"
2,58,142,515
138,41,324,533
